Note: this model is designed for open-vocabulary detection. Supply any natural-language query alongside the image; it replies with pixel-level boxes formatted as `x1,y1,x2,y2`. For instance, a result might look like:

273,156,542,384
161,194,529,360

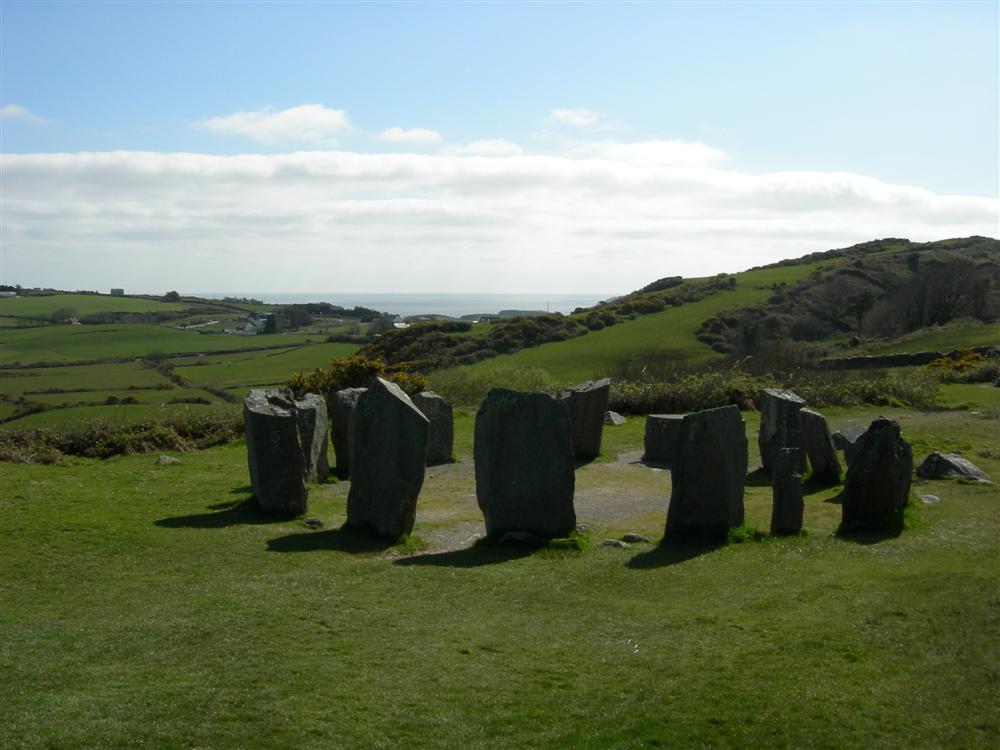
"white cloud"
2,145,996,294
194,104,350,143
447,139,524,157
547,107,602,127
376,127,443,144
1,104,45,123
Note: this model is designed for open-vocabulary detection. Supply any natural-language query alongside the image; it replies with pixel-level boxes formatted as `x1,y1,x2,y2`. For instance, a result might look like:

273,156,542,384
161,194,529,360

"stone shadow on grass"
745,467,772,487
155,498,285,529
626,536,724,569
267,524,392,554
394,540,535,568
835,509,905,545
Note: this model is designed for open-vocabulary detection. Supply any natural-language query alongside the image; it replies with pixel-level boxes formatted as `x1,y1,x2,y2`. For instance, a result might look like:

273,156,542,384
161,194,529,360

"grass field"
1,394,997,748
863,320,1000,355
173,342,360,389
0,293,188,318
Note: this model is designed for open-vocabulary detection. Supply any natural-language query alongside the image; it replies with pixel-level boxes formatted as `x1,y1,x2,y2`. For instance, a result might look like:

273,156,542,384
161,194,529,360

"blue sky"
1,1,997,293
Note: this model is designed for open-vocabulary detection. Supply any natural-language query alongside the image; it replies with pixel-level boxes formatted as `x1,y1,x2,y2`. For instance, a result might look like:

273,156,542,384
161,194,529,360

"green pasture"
173,342,360,389
0,362,168,397
4,400,236,430
1,399,997,748
863,320,1000,355
0,293,187,319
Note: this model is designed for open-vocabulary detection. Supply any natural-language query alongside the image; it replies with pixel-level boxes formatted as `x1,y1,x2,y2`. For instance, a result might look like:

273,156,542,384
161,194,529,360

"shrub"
288,355,428,403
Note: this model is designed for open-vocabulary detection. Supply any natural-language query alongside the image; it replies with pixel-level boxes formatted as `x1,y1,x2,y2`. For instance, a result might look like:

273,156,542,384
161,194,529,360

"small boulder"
798,408,842,482
560,378,611,460
154,455,180,465
916,452,992,484
643,414,685,465
602,539,629,549
604,410,626,426
841,417,913,529
757,389,806,473
622,533,651,544
329,387,366,478
412,391,454,465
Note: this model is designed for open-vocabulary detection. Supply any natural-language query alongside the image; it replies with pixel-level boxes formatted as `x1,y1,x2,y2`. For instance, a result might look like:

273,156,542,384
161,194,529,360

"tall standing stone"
665,405,747,539
412,391,454,465
474,389,576,537
841,417,913,529
243,389,309,516
559,378,610,460
771,447,804,535
643,414,685,465
329,387,366,478
294,392,330,484
758,389,807,473
798,407,841,482
346,378,429,541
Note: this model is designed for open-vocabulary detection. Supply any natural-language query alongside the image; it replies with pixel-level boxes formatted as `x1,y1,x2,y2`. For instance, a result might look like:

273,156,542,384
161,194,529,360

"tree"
845,290,877,338
49,307,77,324
163,291,181,302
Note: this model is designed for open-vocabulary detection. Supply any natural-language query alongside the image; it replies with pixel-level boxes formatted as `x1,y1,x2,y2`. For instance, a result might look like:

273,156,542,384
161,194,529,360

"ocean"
193,292,616,318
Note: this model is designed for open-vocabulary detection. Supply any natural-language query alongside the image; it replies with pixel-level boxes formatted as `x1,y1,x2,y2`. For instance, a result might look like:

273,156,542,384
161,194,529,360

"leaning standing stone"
643,414,685,465
294,392,330,484
329,387,366,478
770,447,804,535
841,417,913,529
832,421,866,470
412,391,454,465
243,389,308,516
665,405,747,539
798,407,841,482
758,388,807,473
346,378,429,541
560,378,610,460
474,389,576,538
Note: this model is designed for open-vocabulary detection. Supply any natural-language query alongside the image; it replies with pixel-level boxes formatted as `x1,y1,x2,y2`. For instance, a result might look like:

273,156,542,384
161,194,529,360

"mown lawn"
2,397,997,749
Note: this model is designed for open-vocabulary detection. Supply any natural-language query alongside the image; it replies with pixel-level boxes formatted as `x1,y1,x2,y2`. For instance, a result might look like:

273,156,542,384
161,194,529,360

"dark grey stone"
798,408,842,482
757,389,806,473
832,421,866,469
302,517,324,529
559,378,610,460
346,378,429,541
294,393,330,484
329,387,366,478
770,447,804,536
643,414,685,465
916,452,992,484
665,405,747,538
412,391,454,465
918,494,940,505
602,539,629,549
474,388,576,538
243,389,308,516
622,533,651,544
841,417,913,528
604,410,626,426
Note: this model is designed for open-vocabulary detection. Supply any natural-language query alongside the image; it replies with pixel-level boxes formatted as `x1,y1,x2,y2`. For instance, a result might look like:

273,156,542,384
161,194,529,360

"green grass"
3,400,235,429
0,362,169,397
173,342,360,389
0,293,187,318
1,402,997,748
862,320,1000,355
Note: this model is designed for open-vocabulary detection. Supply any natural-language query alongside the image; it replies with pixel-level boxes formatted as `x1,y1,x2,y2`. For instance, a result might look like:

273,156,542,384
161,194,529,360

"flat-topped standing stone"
841,417,913,529
243,389,308,516
798,408,841,483
758,389,807,473
559,378,610,460
832,421,866,470
643,414,685,465
474,388,576,537
294,392,330,484
412,391,454,465
916,452,992,484
346,378,429,541
665,405,747,539
771,447,804,535
329,387,366,478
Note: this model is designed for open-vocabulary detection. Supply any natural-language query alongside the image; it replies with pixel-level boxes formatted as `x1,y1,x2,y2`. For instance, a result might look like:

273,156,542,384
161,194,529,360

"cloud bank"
194,104,350,143
376,127,443,144
2,142,996,293
1,104,45,123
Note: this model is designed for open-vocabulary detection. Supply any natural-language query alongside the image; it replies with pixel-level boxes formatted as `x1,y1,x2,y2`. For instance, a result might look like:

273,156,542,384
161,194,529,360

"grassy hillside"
0,293,188,319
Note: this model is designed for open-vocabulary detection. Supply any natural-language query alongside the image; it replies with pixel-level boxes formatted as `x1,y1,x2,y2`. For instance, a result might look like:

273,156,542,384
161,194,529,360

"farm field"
862,320,1000,355
0,293,188,319
1,396,997,748
172,342,360,389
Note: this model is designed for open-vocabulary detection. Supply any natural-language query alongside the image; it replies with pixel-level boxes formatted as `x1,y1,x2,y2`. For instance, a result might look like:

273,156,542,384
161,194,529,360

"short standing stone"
604,410,626,426
412,391,454,465
665,405,747,539
643,414,685,465
560,378,610,460
329,387,366,478
841,417,913,528
757,389,806,473
474,389,576,537
916,452,992,484
243,389,308,516
770,447,804,535
346,378,429,541
798,408,842,482
294,392,330,484
832,421,866,469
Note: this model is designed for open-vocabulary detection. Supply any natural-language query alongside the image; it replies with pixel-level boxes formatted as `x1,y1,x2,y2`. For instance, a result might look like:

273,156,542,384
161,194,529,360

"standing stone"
665,405,747,539
474,389,576,537
243,389,308,516
916,452,992,484
643,414,685,465
346,378,429,541
329,387,366,478
798,407,842,482
757,389,807,473
832,421,866,470
841,417,913,529
294,392,330,484
412,391,454,465
770,447,804,535
559,378,610,460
